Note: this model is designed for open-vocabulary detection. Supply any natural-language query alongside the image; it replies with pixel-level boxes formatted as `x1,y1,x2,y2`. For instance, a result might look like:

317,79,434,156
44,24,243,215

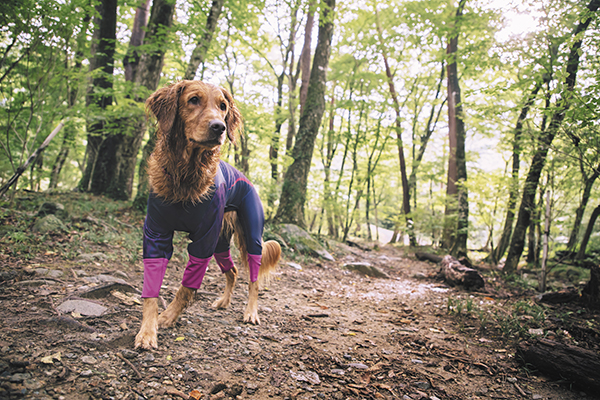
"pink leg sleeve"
248,254,262,283
214,250,235,273
142,258,169,298
181,254,211,290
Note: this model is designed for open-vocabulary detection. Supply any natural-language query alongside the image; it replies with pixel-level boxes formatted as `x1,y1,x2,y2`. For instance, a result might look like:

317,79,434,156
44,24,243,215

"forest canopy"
1,0,600,271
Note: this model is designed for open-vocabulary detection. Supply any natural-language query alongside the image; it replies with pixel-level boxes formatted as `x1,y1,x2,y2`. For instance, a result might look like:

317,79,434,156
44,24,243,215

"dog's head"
146,80,242,150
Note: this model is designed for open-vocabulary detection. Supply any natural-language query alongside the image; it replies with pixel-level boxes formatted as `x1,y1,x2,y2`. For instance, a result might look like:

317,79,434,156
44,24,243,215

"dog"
134,80,281,350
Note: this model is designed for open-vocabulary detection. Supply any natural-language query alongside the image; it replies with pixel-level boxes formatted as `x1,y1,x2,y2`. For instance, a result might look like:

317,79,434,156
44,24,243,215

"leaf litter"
0,230,598,399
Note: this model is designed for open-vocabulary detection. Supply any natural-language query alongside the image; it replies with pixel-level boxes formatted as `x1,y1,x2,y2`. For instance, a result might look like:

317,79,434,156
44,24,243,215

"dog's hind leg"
213,212,238,309
242,241,281,324
135,297,159,350
158,285,196,328
243,280,260,324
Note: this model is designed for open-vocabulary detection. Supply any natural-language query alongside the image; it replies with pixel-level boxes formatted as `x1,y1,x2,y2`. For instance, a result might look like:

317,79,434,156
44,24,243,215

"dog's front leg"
243,281,260,325
212,266,238,309
158,285,196,328
135,298,159,350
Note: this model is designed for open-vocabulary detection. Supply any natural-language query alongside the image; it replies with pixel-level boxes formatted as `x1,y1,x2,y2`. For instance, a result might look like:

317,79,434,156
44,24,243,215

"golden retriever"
134,80,281,350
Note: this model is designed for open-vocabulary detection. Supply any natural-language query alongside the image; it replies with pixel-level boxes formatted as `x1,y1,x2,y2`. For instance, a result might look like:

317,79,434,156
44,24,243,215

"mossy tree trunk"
274,0,335,227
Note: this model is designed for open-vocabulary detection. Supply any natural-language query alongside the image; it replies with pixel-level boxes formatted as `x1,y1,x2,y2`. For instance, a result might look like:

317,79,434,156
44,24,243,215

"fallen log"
536,288,580,305
517,338,600,392
440,255,484,290
415,252,443,264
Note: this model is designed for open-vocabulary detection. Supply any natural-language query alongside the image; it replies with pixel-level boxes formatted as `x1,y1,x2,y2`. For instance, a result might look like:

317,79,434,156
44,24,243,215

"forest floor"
0,192,599,400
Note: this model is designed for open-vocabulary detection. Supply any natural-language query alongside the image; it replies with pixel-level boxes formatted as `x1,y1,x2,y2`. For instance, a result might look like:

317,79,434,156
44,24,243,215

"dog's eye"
189,96,200,105
220,102,227,111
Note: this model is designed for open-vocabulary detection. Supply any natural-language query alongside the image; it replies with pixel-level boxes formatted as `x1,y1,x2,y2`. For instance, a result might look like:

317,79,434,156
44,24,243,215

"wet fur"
135,80,281,350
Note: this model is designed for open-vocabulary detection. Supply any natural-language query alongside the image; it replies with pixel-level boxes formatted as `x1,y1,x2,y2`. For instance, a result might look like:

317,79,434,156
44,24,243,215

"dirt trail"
0,241,596,399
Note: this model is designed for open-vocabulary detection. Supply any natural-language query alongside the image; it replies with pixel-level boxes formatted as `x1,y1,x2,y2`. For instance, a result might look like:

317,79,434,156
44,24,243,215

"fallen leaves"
111,290,141,305
40,352,61,364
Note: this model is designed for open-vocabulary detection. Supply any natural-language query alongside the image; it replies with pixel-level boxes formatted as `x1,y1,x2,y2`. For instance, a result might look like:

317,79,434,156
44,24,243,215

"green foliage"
0,0,599,270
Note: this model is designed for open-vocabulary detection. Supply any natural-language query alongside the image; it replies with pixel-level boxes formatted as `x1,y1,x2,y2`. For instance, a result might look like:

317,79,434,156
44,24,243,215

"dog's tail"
226,212,281,283
258,240,281,283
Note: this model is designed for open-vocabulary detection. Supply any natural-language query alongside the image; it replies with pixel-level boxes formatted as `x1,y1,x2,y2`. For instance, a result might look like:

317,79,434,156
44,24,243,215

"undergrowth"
0,191,145,265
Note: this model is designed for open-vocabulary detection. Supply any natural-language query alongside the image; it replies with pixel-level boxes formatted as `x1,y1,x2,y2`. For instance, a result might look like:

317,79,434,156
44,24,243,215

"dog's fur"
135,80,281,350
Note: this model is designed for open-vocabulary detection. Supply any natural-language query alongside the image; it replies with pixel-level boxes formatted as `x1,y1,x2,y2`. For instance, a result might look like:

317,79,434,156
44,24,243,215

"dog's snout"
209,120,226,136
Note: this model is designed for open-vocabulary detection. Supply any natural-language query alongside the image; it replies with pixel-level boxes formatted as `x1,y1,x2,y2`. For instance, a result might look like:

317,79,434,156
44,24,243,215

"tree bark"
504,0,600,274
89,0,175,201
443,0,468,256
79,0,117,192
123,0,151,83
491,76,547,263
298,1,315,116
517,339,600,392
184,0,225,80
274,0,335,227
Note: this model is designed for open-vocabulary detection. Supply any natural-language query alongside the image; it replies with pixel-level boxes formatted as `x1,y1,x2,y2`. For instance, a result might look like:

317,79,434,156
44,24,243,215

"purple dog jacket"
142,161,265,298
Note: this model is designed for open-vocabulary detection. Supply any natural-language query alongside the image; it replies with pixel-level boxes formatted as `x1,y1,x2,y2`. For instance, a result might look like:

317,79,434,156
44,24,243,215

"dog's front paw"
135,328,158,350
212,296,231,309
243,309,261,325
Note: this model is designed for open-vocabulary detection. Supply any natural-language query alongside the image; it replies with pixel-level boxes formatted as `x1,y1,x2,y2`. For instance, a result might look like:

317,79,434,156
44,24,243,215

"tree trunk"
90,0,174,201
526,190,540,266
132,125,157,211
184,0,225,80
444,0,468,257
577,204,600,260
342,101,365,242
298,2,315,116
274,0,335,227
374,6,415,246
567,166,600,250
123,0,151,83
491,76,546,263
270,73,286,181
79,0,117,192
318,95,337,238
503,0,600,274
286,1,313,155
49,125,75,190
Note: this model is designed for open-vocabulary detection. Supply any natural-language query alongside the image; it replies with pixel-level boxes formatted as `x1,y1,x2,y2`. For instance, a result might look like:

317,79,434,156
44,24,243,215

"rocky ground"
0,196,599,400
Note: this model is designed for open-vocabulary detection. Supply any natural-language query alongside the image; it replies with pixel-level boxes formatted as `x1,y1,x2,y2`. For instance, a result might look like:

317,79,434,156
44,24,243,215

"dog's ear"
146,82,186,135
221,87,243,145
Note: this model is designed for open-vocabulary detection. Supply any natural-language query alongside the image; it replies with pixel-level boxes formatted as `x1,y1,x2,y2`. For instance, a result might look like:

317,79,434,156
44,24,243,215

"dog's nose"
209,120,226,136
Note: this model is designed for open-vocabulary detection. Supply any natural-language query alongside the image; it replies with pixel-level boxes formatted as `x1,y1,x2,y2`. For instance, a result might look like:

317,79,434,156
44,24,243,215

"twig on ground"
116,352,143,380
165,387,190,399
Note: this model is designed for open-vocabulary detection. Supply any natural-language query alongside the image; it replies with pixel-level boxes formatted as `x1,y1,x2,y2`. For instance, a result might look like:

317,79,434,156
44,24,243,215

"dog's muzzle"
189,120,227,147
209,120,226,140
